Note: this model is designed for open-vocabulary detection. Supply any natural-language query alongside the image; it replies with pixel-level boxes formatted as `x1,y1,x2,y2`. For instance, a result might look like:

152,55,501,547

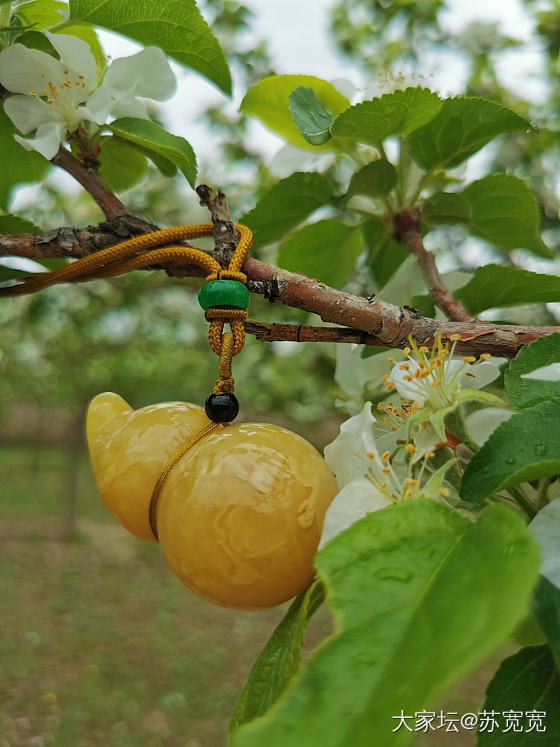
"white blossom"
0,32,176,159
320,402,395,547
387,339,503,411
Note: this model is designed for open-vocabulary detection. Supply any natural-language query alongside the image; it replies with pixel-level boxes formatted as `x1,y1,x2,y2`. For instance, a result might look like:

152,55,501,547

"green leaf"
455,265,560,314
98,137,149,193
0,214,41,233
477,646,560,745
288,87,334,146
409,97,531,170
532,576,560,658
505,333,560,409
15,0,66,29
108,118,196,187
331,88,442,143
530,499,560,590
240,75,350,151
0,108,49,208
241,173,334,249
277,220,363,288
59,24,106,72
422,191,472,223
461,402,560,502
232,501,539,747
463,174,548,256
346,160,397,199
409,293,435,317
362,216,408,287
424,174,549,257
69,0,231,94
231,581,324,731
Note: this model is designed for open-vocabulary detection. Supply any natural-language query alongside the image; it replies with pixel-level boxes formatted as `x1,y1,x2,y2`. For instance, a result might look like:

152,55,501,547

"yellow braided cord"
0,223,252,297
149,420,224,540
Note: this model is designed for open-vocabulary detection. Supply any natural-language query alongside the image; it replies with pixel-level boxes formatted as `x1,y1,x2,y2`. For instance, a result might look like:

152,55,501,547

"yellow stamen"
367,451,376,460
404,443,416,454
425,451,435,459
385,382,395,392
450,334,461,341
479,353,491,361
431,379,441,387
381,450,391,462
399,363,410,371
403,346,410,358
462,356,476,364
439,487,450,497
419,346,429,353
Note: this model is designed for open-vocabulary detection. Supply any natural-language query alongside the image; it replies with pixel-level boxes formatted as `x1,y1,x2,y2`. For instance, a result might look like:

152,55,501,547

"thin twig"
51,147,129,221
196,184,238,266
244,321,389,346
393,208,473,322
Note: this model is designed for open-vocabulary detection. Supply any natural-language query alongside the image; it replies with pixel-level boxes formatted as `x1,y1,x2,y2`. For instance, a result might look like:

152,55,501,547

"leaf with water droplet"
376,567,412,583
232,501,539,747
461,401,560,502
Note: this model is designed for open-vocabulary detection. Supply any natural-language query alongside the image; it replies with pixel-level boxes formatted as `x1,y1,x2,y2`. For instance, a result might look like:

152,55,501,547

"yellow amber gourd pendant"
87,392,337,609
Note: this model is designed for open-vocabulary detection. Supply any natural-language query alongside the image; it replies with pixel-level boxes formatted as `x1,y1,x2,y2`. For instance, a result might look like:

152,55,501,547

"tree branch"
1,196,559,358
393,208,474,322
1,215,159,259
243,319,559,356
51,147,130,221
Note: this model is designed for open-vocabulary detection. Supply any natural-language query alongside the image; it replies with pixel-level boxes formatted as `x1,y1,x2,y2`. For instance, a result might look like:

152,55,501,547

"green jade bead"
198,279,250,311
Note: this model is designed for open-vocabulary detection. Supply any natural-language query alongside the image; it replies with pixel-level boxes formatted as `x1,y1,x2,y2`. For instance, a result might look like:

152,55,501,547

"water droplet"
376,567,412,582
505,456,517,465
354,652,375,666
534,443,548,458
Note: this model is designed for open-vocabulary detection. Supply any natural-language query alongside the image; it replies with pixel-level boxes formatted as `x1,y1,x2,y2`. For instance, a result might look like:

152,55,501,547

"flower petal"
319,477,392,548
324,401,381,488
0,44,65,97
82,84,148,124
4,94,63,134
461,359,504,390
465,407,512,446
44,31,97,92
15,121,65,159
521,362,560,382
389,359,428,403
335,343,391,399
102,47,176,100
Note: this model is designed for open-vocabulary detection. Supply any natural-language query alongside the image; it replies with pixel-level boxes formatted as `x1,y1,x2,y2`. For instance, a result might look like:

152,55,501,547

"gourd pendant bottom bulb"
86,393,337,609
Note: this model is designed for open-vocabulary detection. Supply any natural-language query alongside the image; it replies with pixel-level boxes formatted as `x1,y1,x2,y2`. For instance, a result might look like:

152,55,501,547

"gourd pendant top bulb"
87,392,337,609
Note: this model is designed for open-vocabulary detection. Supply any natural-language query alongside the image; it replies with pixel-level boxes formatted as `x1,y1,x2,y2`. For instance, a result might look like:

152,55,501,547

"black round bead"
205,392,239,423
